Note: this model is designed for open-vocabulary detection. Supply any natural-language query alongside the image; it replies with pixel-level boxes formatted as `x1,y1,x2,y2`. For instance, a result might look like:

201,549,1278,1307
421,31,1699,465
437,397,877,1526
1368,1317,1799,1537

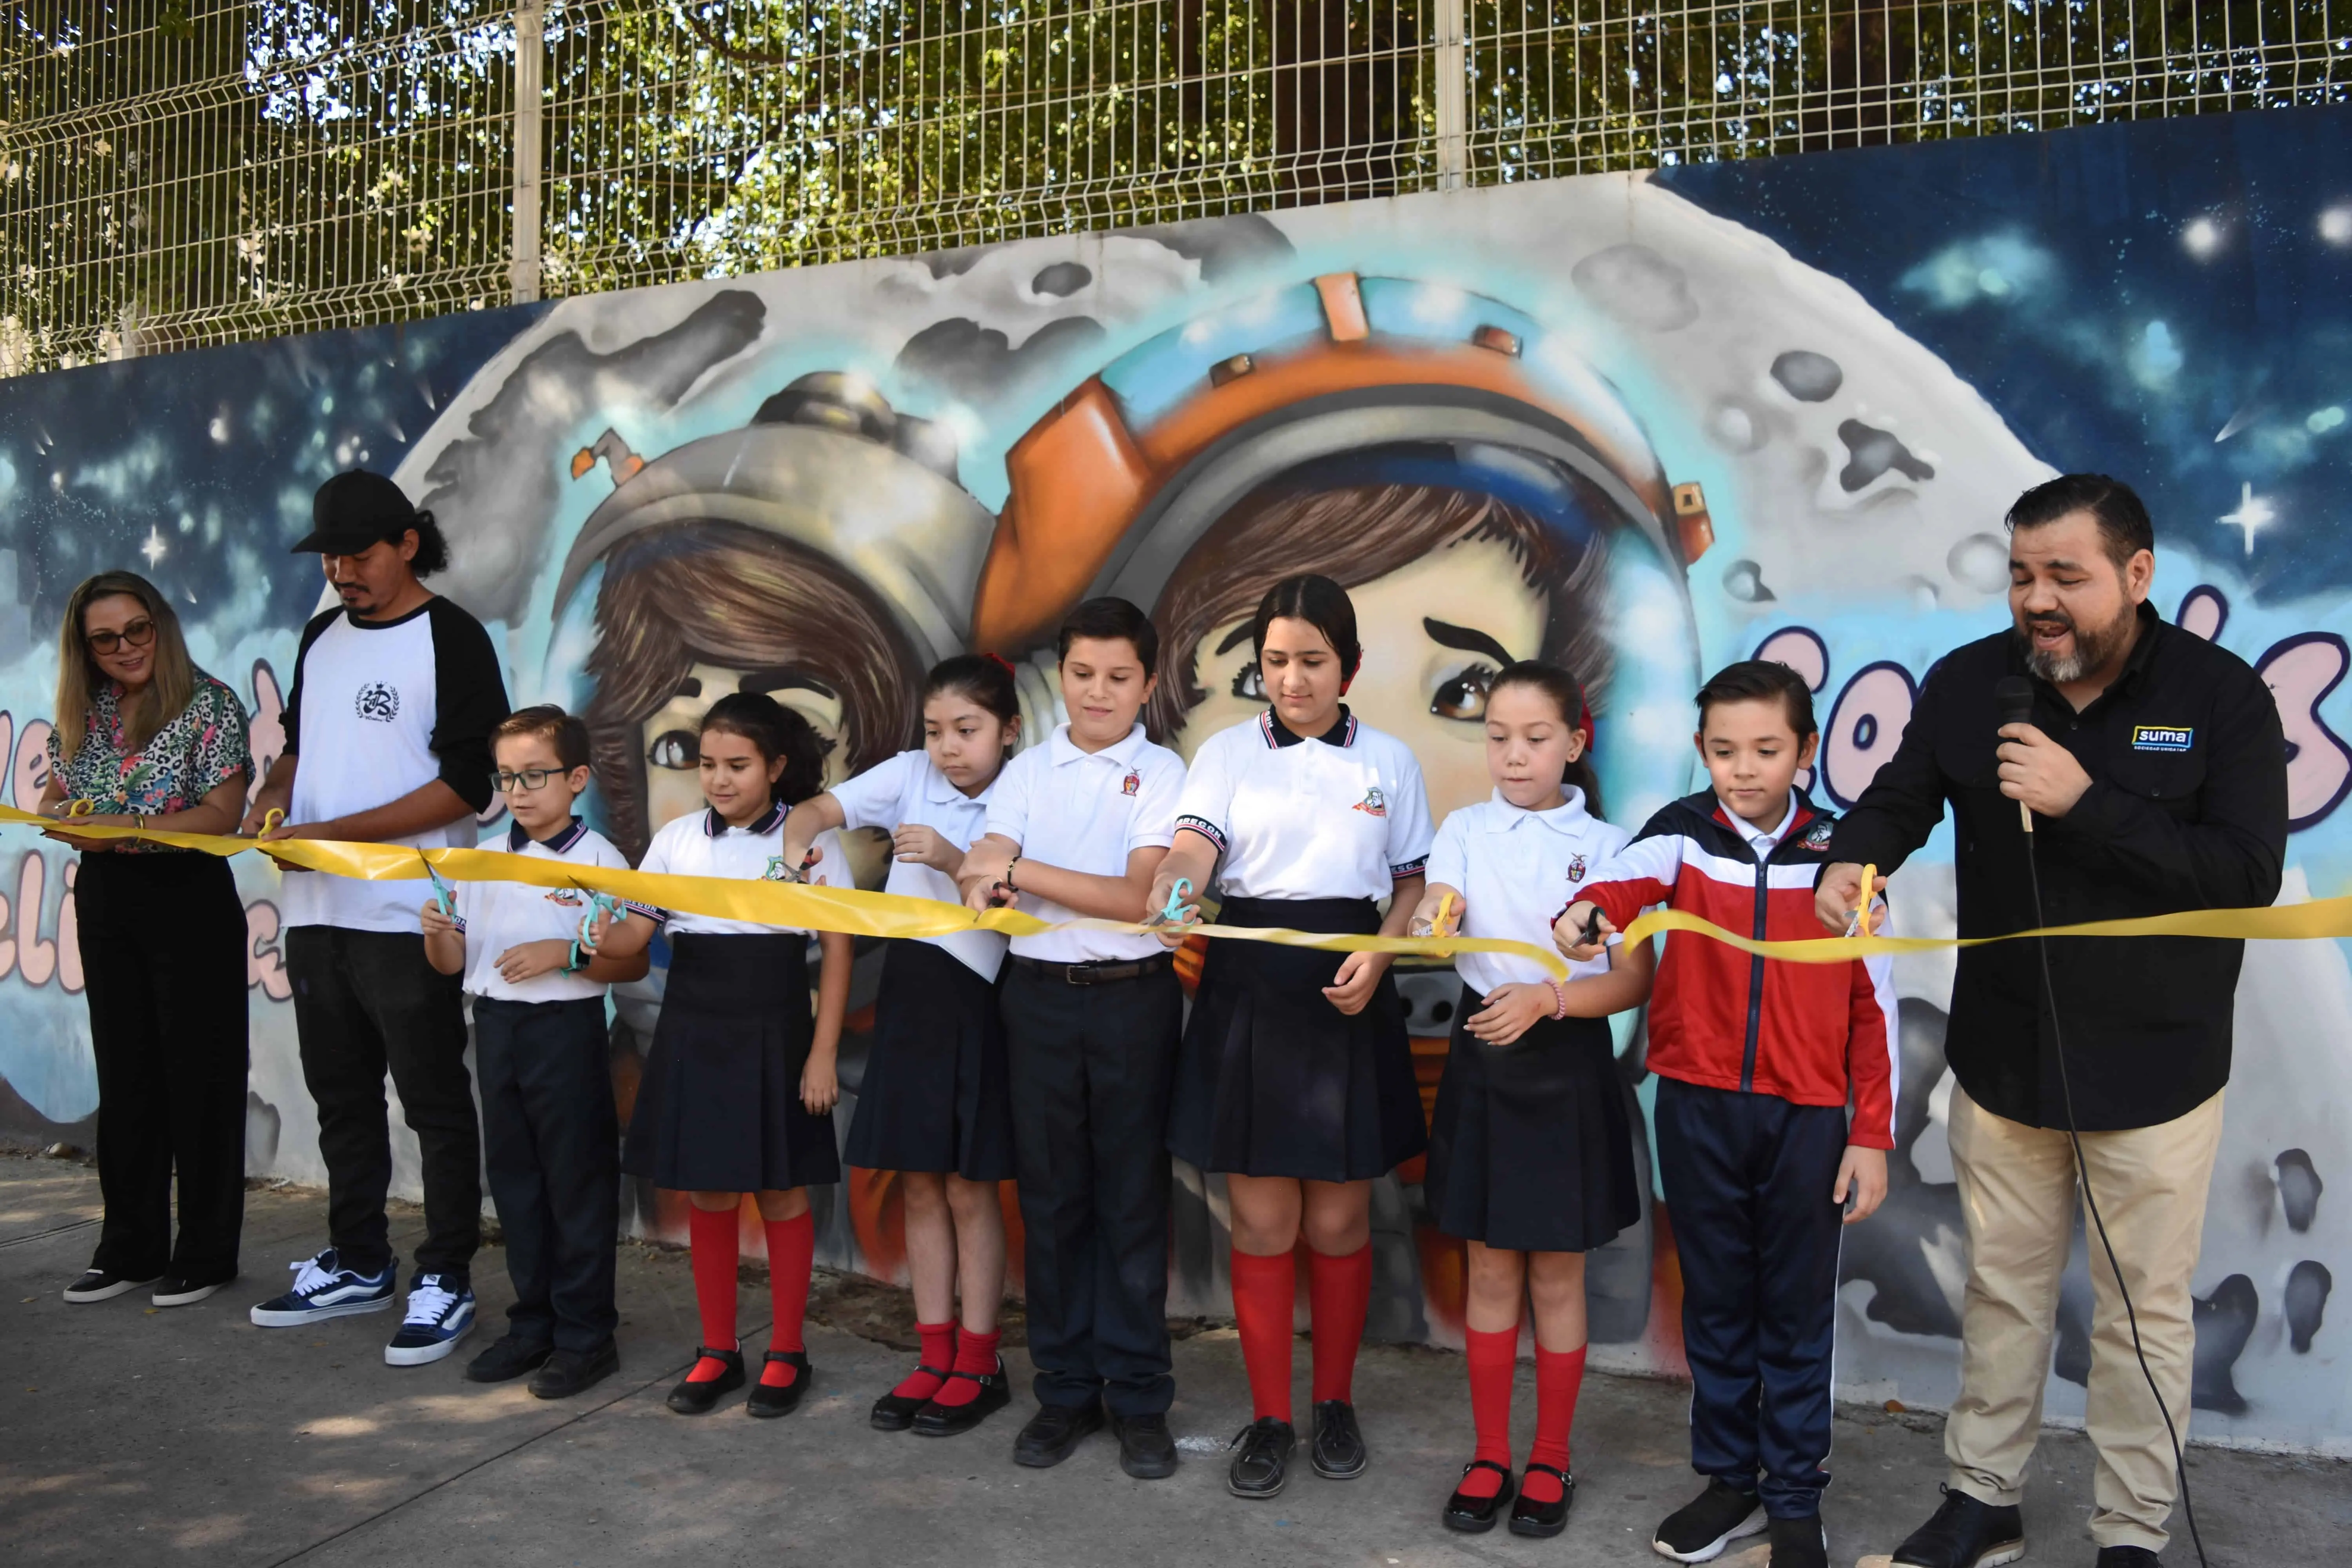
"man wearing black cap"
241,470,509,1368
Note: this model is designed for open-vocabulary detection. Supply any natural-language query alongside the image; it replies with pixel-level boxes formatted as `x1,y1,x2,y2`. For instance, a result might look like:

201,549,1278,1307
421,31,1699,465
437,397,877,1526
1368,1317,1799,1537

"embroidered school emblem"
2132,724,2194,752
763,855,792,882
545,889,583,907
354,681,399,722
1122,768,1141,796
1566,853,1587,884
1352,786,1387,818
1802,819,1835,850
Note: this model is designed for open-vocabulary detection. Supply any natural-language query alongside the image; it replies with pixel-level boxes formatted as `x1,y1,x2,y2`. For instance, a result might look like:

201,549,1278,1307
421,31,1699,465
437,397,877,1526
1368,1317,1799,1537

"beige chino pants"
1943,1084,2224,1553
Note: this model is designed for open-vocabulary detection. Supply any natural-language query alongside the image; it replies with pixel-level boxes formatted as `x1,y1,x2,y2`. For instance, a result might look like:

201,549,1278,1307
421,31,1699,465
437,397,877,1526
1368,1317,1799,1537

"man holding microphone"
1816,475,2285,1568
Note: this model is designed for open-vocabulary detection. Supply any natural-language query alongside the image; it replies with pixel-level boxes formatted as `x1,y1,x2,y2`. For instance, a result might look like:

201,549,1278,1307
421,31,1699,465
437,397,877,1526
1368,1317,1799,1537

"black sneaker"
1308,1398,1367,1479
745,1350,814,1418
1770,1514,1829,1568
1111,1411,1178,1479
1226,1416,1296,1499
1655,1478,1768,1563
465,1335,554,1384
1012,1400,1103,1467
152,1271,235,1308
63,1269,161,1304
529,1341,619,1399
1891,1485,2026,1568
2094,1548,2161,1568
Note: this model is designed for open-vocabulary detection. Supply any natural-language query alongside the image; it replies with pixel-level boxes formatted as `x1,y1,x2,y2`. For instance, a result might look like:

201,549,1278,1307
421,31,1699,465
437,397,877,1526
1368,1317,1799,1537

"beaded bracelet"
1544,977,1570,1020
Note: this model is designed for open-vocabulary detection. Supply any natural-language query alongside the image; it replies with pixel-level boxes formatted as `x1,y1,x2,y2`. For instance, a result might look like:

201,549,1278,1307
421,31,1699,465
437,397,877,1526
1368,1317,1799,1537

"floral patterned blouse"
47,673,252,853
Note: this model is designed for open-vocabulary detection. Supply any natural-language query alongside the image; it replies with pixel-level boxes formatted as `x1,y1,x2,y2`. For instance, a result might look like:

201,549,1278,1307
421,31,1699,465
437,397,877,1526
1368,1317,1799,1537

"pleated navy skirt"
1424,986,1640,1253
621,933,842,1193
1167,896,1428,1182
844,938,1016,1181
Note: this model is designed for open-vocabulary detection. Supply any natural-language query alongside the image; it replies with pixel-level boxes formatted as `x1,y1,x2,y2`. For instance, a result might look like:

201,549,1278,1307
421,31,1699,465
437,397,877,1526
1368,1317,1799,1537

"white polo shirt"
638,802,848,937
1424,788,1631,994
831,748,1005,980
985,722,1185,963
1174,708,1434,903
455,818,647,1003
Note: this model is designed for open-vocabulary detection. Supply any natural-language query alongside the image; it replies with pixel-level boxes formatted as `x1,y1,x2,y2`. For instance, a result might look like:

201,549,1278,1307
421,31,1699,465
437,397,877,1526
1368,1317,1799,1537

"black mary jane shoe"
1442,1459,1516,1533
1227,1417,1298,1500
746,1350,814,1418
665,1346,746,1415
1509,1462,1575,1539
912,1361,1011,1436
870,1364,951,1431
1309,1399,1368,1480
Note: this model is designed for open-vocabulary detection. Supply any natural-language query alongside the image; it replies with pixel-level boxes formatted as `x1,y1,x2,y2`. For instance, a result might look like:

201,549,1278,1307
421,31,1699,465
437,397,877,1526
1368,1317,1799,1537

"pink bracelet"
1544,977,1569,1020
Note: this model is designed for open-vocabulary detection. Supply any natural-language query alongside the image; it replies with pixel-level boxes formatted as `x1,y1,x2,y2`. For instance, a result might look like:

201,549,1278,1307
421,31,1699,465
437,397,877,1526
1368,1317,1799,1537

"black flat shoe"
530,1341,619,1400
465,1334,555,1384
1510,1463,1575,1539
1013,1400,1104,1467
870,1363,951,1431
1227,1416,1297,1499
746,1350,813,1418
1111,1411,1178,1479
1309,1399,1367,1479
912,1361,1010,1436
665,1347,746,1414
1442,1459,1515,1533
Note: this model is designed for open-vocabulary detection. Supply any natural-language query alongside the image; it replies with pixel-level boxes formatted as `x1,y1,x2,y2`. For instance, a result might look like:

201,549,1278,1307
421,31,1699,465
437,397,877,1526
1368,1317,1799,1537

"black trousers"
474,996,619,1352
1654,1076,1849,1518
1003,964,1183,1417
76,853,250,1282
285,926,479,1281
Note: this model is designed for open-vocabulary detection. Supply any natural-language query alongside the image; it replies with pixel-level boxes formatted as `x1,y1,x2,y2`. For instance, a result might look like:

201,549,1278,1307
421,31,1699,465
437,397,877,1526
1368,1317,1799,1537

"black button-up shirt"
1829,604,2286,1131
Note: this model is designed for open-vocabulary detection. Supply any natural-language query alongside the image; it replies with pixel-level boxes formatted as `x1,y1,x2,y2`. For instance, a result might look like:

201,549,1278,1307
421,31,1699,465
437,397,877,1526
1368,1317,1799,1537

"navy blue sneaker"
249,1249,395,1327
384,1274,476,1366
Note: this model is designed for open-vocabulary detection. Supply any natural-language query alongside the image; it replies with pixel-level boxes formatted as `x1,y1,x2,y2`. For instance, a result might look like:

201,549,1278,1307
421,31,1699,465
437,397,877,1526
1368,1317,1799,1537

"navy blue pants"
1654,1076,1849,1518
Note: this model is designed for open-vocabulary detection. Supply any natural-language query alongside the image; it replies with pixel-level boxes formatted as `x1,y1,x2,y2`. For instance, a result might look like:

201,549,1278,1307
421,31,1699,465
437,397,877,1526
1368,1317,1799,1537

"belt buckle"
1065,962,1096,986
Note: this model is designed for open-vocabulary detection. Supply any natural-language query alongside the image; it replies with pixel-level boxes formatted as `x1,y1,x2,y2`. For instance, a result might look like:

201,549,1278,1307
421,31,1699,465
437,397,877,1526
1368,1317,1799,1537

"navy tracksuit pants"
1654,1076,1849,1518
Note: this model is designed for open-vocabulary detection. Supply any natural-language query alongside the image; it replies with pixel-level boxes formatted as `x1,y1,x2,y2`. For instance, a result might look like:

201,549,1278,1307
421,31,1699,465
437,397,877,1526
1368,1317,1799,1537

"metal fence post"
511,0,546,303
1435,0,1467,190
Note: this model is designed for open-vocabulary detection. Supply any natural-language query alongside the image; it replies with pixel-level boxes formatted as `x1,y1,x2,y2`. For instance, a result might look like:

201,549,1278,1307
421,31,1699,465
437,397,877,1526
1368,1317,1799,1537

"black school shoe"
530,1341,620,1400
1227,1417,1297,1499
1309,1399,1368,1479
465,1334,555,1383
746,1350,815,1418
2095,1547,2161,1568
1892,1485,2026,1568
1111,1411,1178,1479
666,1347,746,1414
1441,1460,1515,1533
1769,1514,1829,1568
870,1363,951,1431
1013,1400,1104,1467
1510,1463,1575,1539
1655,1477,1768,1562
913,1361,1011,1436
63,1269,161,1303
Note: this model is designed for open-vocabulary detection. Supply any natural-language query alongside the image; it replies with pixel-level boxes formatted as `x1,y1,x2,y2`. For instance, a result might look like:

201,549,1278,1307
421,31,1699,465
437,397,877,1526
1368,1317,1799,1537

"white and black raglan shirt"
279,597,508,935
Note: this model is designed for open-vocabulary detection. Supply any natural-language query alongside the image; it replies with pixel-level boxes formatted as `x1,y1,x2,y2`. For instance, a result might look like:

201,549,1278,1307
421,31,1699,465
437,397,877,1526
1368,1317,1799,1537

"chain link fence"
4,1,2347,374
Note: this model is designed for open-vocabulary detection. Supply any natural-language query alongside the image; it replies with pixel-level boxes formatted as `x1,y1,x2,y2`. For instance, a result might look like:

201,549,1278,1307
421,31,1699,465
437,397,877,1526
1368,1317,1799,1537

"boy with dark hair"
956,597,1189,1479
1558,659,1896,1568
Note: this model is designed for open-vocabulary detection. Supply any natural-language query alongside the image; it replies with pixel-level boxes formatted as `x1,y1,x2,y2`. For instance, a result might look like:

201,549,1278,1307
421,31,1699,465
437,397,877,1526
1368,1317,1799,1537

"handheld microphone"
1994,676,2036,835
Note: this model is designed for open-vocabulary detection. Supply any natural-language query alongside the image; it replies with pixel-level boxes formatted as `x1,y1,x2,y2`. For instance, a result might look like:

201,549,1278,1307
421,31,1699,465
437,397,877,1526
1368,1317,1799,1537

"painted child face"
641,660,848,834
696,724,786,827
1485,682,1586,813
1060,635,1156,750
924,689,1014,796
492,731,589,838
1697,696,1818,831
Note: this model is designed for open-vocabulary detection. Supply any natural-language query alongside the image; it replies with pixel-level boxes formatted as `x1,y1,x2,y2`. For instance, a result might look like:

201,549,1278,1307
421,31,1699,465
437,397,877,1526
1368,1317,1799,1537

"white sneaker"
385,1274,477,1366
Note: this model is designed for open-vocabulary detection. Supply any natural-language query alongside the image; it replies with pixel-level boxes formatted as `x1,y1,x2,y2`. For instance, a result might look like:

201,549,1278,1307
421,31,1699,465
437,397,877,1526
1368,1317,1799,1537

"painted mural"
1,106,2346,1452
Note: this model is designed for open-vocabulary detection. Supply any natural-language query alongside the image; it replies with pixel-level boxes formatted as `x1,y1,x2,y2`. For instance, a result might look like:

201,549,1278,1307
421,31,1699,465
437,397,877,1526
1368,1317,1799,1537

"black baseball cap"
291,469,424,555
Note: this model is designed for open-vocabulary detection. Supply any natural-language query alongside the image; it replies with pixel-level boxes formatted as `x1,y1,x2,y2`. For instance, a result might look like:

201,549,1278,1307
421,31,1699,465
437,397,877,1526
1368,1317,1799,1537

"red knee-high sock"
687,1204,742,1381
1307,1243,1373,1405
929,1325,1002,1408
1456,1325,1519,1499
760,1212,815,1388
1229,1247,1298,1424
1521,1343,1586,1504
892,1320,958,1401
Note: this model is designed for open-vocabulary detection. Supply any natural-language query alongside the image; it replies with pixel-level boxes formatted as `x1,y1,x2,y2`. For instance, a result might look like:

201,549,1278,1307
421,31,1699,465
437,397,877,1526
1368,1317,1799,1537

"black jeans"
76,852,249,1282
474,996,619,1352
285,926,479,1281
1003,963,1183,1417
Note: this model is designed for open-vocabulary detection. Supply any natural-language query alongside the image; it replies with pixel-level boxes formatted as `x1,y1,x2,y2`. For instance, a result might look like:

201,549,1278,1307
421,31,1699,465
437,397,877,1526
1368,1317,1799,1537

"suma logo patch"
354,681,399,722
2132,725,2194,753
1352,786,1387,818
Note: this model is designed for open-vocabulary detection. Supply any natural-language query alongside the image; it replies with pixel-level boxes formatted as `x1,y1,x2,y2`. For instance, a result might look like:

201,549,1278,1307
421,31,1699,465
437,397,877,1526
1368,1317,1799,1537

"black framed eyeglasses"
87,618,157,655
491,767,563,793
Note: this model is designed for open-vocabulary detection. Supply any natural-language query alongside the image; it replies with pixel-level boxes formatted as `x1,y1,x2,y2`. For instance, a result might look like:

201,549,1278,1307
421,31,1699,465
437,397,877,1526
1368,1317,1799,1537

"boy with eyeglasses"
421,706,652,1397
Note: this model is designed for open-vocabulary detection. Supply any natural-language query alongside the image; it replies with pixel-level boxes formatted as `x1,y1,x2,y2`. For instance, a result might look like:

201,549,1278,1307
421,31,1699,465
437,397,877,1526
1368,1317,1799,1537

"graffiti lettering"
11,852,54,987
1755,628,1830,793
12,718,50,811
1820,662,1919,808
56,860,81,995
246,897,292,1002
2256,633,2352,831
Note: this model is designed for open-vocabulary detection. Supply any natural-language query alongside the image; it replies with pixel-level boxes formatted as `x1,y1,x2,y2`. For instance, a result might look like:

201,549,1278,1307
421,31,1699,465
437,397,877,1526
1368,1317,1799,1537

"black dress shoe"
870,1363,951,1431
1892,1485,2025,1568
665,1346,746,1414
2094,1548,2161,1568
63,1269,160,1304
1769,1513,1829,1568
1226,1416,1297,1499
1509,1462,1575,1539
465,1334,555,1384
530,1341,619,1399
1308,1399,1367,1479
1111,1411,1178,1479
746,1350,814,1418
913,1362,1011,1436
1442,1459,1515,1533
1013,1400,1104,1467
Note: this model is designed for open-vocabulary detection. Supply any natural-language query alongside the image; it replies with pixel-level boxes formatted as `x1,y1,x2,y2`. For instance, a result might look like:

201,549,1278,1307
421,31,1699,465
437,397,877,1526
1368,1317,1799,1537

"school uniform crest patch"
545,889,584,907
763,855,793,882
1802,819,1835,850
1567,853,1587,884
1122,768,1141,796
1352,786,1387,817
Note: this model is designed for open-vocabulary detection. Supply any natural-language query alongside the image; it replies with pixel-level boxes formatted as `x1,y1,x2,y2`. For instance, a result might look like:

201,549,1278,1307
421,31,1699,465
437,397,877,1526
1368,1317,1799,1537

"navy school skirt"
1425,986,1641,1253
621,932,841,1193
1167,896,1428,1182
844,938,1016,1181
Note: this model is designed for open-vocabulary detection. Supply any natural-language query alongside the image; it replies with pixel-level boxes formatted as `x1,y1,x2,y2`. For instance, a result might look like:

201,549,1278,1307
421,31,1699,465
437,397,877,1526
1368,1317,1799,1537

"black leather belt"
1008,951,1174,986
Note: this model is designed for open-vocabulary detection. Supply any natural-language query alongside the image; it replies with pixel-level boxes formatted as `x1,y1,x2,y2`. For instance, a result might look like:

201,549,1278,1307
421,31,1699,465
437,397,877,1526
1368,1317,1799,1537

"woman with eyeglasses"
40,571,254,1309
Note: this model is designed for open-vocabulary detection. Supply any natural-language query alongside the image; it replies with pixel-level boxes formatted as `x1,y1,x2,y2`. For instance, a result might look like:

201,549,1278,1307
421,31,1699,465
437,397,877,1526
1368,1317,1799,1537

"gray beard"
2016,605,2134,684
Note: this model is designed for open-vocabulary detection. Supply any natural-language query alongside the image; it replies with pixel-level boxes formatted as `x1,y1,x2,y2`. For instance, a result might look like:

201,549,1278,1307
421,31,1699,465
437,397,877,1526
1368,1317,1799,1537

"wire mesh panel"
3,2,2348,374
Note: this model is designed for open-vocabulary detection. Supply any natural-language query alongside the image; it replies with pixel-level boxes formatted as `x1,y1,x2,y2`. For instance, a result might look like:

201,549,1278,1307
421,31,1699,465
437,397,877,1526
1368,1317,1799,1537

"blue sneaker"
249,1248,396,1327
385,1274,476,1366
